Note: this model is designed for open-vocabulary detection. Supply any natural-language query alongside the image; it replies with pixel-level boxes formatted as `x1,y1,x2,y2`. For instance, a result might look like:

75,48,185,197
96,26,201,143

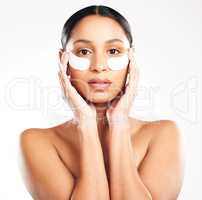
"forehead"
68,15,130,48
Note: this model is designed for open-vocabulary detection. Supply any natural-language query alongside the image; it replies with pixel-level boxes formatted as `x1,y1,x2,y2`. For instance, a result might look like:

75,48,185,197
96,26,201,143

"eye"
78,48,91,56
108,48,120,55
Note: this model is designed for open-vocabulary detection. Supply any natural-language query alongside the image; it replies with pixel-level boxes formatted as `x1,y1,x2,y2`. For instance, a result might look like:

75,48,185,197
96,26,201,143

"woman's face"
60,15,131,104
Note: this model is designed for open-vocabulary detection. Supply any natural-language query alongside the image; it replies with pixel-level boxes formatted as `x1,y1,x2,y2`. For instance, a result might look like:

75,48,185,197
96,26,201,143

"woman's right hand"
58,51,97,132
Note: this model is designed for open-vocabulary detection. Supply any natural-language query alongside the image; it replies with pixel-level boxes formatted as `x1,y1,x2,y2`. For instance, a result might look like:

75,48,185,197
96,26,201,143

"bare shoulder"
20,127,52,145
19,125,75,200
143,119,183,146
131,118,183,144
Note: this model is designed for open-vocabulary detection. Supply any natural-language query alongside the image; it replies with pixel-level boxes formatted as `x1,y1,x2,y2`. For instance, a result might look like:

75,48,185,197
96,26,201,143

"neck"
93,102,109,142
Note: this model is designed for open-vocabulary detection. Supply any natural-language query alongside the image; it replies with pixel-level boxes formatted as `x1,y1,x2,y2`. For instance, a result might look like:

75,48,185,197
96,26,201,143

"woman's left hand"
106,48,139,131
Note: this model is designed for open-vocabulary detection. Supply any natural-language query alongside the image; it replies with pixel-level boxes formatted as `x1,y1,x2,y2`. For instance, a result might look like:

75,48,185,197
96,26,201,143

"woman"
20,5,184,200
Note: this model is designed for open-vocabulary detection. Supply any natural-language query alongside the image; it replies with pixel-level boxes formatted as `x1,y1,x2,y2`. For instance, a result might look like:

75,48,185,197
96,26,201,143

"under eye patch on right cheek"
68,51,129,71
68,51,90,70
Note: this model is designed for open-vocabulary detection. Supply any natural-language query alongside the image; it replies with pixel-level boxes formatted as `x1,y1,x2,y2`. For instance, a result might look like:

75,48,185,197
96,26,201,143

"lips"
88,78,112,89
88,78,112,84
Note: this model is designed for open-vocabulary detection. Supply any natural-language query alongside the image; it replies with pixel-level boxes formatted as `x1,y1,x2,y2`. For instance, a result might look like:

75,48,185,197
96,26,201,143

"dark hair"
61,5,133,50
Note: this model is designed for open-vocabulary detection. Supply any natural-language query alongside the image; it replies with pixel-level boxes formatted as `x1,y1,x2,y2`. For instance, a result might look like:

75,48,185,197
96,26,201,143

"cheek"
69,70,89,92
111,70,128,92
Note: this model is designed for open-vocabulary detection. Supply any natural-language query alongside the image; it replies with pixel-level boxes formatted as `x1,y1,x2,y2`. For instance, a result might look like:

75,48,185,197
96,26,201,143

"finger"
58,63,87,117
58,68,74,104
59,61,68,79
58,71,64,91
133,66,139,90
122,49,138,104
58,71,65,92
128,49,136,84
58,70,69,101
129,58,139,99
60,51,69,71
59,52,69,77
59,62,71,90
58,68,79,112
59,65,76,105
124,49,135,94
59,62,90,110
59,52,74,94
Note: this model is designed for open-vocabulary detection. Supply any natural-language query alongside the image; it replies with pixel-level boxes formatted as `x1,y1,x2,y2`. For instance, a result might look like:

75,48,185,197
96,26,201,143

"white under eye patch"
68,51,129,71
107,54,129,70
68,51,90,70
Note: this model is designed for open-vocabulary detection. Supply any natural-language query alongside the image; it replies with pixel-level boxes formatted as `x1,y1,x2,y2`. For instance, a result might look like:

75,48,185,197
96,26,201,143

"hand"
106,48,139,129
58,51,97,131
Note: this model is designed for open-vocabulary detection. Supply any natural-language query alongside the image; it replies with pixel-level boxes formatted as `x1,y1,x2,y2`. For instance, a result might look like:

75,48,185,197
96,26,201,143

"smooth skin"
19,15,185,200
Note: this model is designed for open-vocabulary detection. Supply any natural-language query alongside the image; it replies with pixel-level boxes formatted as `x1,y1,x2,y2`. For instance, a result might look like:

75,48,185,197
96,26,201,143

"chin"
84,90,114,104
88,93,111,103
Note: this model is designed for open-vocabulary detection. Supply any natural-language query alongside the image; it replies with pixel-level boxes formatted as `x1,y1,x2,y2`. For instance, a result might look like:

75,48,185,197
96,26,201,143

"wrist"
78,123,99,138
108,114,129,127
109,124,131,141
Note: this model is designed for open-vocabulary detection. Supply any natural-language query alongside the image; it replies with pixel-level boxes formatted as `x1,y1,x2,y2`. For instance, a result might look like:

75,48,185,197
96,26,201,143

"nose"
89,53,109,72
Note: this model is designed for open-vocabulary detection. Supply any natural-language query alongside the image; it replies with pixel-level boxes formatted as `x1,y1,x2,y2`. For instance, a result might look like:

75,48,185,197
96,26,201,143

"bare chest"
50,127,151,180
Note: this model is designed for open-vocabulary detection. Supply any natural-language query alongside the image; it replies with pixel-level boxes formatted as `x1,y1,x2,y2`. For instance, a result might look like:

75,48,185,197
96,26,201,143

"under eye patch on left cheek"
107,54,129,70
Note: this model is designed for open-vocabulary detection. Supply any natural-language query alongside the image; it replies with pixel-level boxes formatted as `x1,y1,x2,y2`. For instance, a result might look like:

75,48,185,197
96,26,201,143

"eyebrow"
73,38,124,45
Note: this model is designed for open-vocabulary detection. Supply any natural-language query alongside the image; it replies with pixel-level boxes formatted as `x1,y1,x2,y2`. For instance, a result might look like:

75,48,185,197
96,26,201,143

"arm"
20,127,110,200
70,125,110,200
105,47,151,199
138,120,185,199
58,51,110,199
19,129,75,200
108,125,152,200
108,120,184,200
